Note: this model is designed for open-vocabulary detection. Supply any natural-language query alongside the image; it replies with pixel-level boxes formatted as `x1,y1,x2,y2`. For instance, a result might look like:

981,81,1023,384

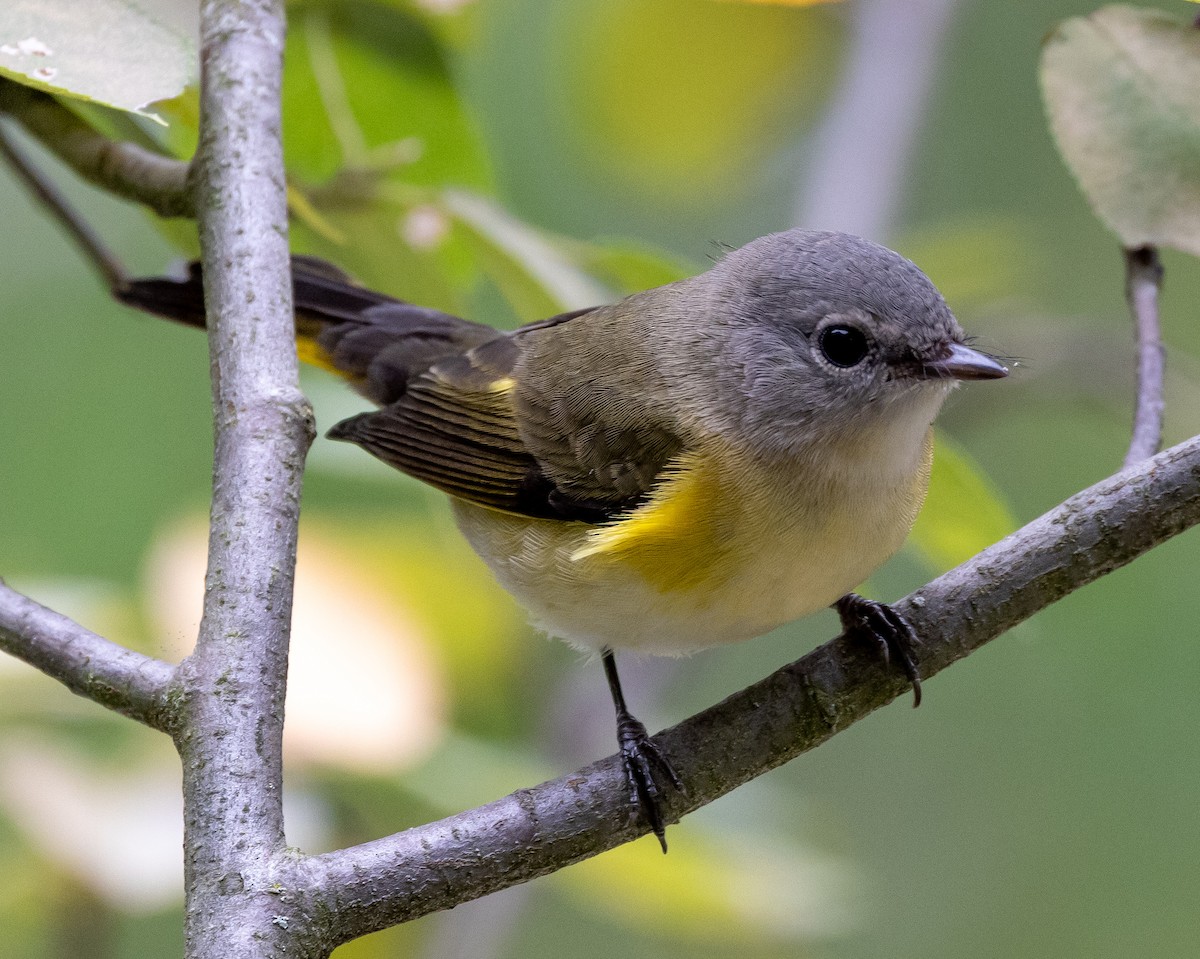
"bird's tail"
117,255,496,405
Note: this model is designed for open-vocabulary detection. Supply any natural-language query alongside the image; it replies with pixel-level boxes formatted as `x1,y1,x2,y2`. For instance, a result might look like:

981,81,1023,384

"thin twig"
0,121,130,291
1123,245,1165,467
0,77,193,218
303,429,1200,944
0,581,175,731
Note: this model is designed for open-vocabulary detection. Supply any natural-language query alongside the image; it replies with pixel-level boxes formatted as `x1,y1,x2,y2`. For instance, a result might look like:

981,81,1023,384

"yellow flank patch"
295,335,346,378
571,452,730,594
487,375,516,394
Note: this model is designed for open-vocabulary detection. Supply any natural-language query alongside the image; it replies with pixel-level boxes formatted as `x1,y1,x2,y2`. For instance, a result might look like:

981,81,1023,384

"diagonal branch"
0,78,193,218
0,120,130,290
0,581,175,731
1123,244,1165,467
302,430,1200,944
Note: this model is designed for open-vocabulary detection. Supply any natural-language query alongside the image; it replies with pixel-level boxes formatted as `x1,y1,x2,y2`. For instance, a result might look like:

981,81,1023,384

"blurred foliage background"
3,0,1200,956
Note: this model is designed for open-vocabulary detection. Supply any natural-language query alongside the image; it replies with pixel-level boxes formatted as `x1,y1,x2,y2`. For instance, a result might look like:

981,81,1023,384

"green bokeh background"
3,0,1200,957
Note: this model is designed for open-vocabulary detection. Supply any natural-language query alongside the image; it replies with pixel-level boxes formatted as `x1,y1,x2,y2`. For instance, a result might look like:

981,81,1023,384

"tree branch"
0,580,175,731
175,1,314,956
0,78,193,218
1123,245,1165,467
301,431,1200,944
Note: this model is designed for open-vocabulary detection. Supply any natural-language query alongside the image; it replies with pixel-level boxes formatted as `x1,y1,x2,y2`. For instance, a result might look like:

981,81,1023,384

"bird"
117,228,1007,850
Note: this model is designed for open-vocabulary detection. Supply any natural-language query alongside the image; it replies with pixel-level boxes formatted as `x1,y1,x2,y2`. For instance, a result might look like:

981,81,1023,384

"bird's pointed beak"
920,342,1008,381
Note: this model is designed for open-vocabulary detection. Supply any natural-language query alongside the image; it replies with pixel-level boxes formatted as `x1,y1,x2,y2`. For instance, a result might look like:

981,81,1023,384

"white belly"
451,434,932,655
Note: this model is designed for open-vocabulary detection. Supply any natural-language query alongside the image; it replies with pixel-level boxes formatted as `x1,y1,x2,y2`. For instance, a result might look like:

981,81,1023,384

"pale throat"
817,383,953,487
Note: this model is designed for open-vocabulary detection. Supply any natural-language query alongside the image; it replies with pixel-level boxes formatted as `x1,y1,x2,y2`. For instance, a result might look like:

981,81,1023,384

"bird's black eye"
818,324,870,368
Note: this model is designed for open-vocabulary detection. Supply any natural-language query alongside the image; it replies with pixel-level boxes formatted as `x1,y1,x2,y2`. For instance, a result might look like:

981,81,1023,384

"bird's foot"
615,708,684,854
834,593,923,707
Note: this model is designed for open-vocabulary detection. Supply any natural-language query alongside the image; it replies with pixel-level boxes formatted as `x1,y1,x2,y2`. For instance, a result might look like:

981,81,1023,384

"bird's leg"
834,593,923,707
601,647,684,853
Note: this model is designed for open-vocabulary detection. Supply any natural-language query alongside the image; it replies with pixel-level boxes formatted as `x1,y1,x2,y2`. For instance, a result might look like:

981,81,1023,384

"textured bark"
174,1,315,956
0,582,174,730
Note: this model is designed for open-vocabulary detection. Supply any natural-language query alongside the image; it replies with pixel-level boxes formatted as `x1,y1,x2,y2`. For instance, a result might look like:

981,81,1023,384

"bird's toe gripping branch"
834,593,923,707
614,707,685,854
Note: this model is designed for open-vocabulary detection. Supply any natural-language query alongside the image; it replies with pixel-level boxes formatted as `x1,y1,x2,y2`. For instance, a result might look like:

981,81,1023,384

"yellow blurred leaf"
899,216,1037,311
143,517,449,775
557,825,855,943
564,0,842,197
910,433,1016,571
711,0,841,5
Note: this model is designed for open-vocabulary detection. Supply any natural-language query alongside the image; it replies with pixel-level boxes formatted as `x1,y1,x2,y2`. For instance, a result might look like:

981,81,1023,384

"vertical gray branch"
176,1,314,956
1123,245,1164,467
795,0,961,238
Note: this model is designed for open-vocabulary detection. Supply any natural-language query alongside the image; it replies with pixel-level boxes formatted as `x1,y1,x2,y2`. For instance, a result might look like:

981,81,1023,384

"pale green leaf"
1040,5,1200,254
564,237,695,295
0,0,196,124
444,189,611,319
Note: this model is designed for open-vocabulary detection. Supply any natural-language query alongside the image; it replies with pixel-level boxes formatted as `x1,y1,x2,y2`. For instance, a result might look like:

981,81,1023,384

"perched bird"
119,229,1007,850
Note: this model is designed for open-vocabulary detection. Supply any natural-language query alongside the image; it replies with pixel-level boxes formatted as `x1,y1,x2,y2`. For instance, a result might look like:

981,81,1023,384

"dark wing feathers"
122,254,683,524
327,322,684,523
328,344,575,518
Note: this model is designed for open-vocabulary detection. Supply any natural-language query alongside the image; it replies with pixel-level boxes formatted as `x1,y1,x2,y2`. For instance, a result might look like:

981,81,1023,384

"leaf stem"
1123,244,1165,467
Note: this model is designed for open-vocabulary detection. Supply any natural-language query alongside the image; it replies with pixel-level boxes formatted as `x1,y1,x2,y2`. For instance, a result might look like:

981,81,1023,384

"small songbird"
120,229,1007,850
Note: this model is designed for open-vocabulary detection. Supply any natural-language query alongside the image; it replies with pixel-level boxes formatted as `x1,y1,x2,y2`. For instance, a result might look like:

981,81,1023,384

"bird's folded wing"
327,334,683,523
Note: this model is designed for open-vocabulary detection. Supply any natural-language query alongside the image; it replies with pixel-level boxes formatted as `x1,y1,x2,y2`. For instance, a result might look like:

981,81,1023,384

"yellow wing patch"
571,451,733,595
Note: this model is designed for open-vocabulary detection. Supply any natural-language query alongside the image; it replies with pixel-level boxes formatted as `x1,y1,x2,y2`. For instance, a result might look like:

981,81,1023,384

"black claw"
616,708,683,853
603,649,685,853
835,593,923,707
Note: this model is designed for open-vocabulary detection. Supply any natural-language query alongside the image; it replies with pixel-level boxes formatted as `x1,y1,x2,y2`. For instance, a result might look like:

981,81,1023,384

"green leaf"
445,190,702,321
271,1,493,311
909,433,1016,572
344,0,481,49
1040,5,1200,255
283,2,490,187
0,0,196,124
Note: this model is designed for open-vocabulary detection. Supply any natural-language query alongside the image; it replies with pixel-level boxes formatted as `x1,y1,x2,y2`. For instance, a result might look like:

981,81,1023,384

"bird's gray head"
701,229,1006,457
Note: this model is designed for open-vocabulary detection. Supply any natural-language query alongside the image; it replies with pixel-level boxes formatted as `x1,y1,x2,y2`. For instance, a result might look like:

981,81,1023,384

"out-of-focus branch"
796,0,961,239
173,0,314,956
303,431,1200,944
0,581,175,731
0,78,193,218
1123,245,1165,467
